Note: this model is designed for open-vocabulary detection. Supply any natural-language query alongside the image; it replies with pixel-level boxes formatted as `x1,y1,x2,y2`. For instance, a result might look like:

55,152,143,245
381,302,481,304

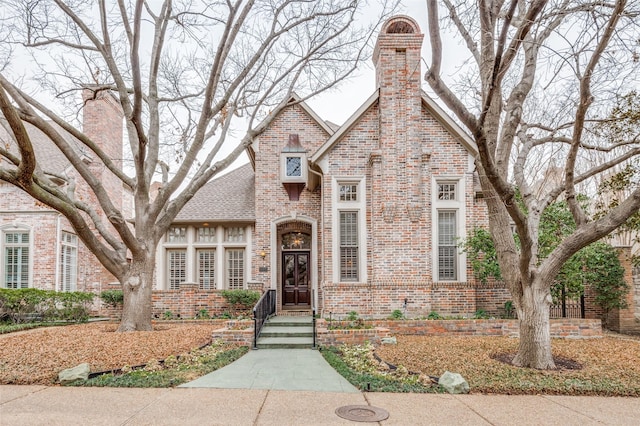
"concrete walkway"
180,349,358,393
2,386,639,425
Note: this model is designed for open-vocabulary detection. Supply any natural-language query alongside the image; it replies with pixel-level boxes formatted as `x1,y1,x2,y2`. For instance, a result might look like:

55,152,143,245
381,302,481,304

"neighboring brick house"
0,91,123,294
157,16,507,318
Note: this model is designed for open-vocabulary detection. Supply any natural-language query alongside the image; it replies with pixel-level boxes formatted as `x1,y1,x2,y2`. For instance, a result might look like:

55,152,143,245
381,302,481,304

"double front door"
282,251,310,307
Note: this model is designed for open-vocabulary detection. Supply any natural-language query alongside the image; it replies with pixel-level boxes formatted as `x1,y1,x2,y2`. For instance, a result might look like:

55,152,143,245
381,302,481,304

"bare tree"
0,0,395,331
424,0,640,368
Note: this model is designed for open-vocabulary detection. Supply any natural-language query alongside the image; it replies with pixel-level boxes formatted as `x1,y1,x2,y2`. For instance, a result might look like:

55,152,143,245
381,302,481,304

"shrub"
389,309,405,320
427,311,443,320
220,290,260,315
195,309,210,319
100,290,124,308
0,288,93,323
472,309,490,319
346,311,359,321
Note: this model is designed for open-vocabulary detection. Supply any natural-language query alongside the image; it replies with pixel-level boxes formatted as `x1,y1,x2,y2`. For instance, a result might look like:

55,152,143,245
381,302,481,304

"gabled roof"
175,163,255,223
310,90,477,163
247,93,335,168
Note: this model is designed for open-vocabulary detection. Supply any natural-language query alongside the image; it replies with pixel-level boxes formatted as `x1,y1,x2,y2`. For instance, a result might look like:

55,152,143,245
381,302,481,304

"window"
339,183,358,202
438,211,457,280
196,227,216,243
167,249,186,290
3,231,30,289
225,227,245,242
197,249,215,290
285,157,302,177
167,226,187,243
339,211,359,281
226,248,244,289
60,232,78,292
438,183,457,200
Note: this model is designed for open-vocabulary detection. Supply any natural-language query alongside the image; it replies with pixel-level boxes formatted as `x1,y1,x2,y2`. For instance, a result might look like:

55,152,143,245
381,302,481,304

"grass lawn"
324,335,640,396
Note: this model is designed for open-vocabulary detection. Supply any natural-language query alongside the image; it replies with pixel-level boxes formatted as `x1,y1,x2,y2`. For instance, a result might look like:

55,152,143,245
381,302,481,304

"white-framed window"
332,177,367,283
196,227,216,243
339,211,359,281
60,232,78,292
166,226,187,243
2,228,31,289
433,177,466,282
161,224,251,290
339,183,358,202
167,249,186,290
437,211,457,281
197,249,215,290
226,248,244,289
280,153,308,183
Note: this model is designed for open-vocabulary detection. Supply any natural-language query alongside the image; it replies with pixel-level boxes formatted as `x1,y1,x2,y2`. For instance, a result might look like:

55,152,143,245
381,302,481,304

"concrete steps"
256,316,315,349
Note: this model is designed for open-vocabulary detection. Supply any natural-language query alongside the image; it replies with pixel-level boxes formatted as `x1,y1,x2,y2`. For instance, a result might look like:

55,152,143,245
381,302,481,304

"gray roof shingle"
175,163,255,222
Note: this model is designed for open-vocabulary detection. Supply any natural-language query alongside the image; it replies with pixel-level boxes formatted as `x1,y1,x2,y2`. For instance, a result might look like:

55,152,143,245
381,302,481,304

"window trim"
432,177,467,282
60,231,78,292
1,225,33,289
280,153,308,183
332,177,367,283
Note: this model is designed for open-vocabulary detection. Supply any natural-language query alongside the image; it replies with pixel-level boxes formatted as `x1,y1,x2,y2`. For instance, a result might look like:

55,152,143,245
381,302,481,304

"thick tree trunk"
117,255,155,332
513,284,556,369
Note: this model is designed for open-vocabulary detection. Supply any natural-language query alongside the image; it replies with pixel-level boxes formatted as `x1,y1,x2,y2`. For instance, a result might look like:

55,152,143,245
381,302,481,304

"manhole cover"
335,405,389,422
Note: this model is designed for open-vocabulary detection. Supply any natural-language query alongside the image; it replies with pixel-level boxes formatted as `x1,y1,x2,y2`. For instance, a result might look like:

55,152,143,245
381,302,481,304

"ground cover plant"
73,343,248,388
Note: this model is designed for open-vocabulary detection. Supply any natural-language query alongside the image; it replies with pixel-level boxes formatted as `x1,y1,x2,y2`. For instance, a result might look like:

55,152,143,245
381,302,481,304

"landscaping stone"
58,363,90,384
438,371,469,394
381,336,397,345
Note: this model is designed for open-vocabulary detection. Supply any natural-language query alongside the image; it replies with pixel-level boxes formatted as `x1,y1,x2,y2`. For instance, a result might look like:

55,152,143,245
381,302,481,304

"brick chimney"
372,16,424,221
81,88,124,210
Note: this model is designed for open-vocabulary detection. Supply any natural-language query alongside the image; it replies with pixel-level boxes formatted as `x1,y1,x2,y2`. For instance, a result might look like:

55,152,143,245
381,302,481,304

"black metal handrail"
312,308,317,349
252,289,276,349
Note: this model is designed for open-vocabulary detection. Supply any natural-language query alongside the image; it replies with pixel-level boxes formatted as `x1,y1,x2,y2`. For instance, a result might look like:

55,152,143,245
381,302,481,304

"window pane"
167,227,187,243
438,183,457,201
167,249,186,290
225,227,245,242
60,232,78,292
339,211,358,281
226,249,244,289
196,227,216,243
4,232,30,289
282,232,311,250
339,183,358,202
438,211,457,280
198,249,215,290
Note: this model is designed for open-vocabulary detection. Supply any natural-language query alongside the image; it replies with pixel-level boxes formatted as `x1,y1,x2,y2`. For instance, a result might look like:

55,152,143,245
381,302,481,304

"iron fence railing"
252,289,276,349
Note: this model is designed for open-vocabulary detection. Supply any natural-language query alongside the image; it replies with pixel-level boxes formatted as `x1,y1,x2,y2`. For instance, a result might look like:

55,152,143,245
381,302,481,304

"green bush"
0,288,93,323
427,311,443,320
195,309,210,319
220,290,260,312
346,311,359,321
100,290,124,308
472,309,490,319
389,309,405,320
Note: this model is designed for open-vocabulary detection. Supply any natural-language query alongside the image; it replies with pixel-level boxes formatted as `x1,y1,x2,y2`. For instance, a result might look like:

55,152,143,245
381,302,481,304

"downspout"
308,166,324,316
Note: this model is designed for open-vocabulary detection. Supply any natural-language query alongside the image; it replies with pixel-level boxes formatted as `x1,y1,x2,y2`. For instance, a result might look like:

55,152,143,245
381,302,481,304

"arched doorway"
277,222,312,310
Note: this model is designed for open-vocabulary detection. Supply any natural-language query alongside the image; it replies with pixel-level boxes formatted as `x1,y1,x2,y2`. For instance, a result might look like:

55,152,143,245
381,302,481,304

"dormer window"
285,156,302,178
280,134,307,200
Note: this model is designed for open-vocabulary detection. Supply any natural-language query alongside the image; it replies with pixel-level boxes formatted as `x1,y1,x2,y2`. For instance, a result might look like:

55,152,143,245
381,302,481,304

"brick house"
156,16,511,318
0,90,124,294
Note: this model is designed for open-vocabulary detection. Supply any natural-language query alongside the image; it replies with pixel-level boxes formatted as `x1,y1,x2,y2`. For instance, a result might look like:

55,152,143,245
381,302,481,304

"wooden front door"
282,251,311,307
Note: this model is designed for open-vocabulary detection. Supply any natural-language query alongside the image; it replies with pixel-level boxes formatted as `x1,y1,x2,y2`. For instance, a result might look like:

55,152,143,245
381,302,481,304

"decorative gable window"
280,134,308,200
2,228,31,289
339,183,358,202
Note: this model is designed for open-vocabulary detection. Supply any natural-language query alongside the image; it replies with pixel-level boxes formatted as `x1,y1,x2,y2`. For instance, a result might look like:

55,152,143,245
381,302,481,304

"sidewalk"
2,385,639,425
179,349,358,392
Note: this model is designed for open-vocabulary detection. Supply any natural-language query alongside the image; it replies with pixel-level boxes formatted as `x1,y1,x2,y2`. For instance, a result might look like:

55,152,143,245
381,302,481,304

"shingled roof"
175,163,255,222
0,119,87,177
